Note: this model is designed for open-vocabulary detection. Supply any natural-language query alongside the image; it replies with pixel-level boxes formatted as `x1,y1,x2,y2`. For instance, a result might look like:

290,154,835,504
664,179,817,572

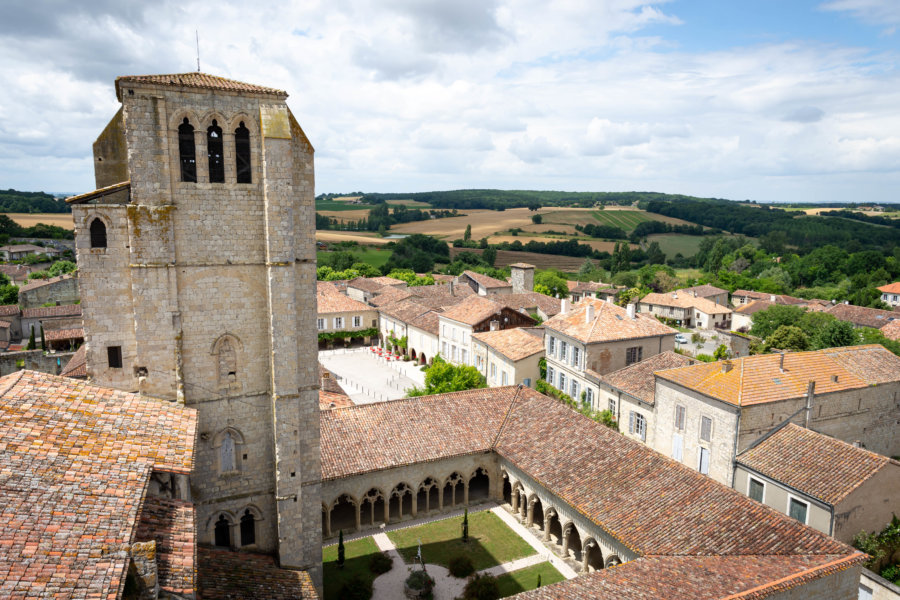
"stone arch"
89,217,107,248
582,538,604,572
468,467,490,503
168,108,202,132
226,112,259,136
545,508,562,546
528,495,544,531
239,505,262,547
198,110,230,132
562,522,583,561
419,353,427,365
389,482,413,522
417,477,439,516
360,488,386,528
409,348,417,361
212,427,244,474
502,472,512,506
443,472,465,509
605,554,622,568
211,334,243,392
510,480,525,514
330,493,358,535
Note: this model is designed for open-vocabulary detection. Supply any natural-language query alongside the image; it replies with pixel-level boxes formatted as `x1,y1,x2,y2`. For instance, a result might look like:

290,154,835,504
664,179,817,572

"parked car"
674,333,688,344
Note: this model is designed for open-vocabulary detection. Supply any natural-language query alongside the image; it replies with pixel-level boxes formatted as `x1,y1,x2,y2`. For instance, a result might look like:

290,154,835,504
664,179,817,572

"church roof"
115,72,287,98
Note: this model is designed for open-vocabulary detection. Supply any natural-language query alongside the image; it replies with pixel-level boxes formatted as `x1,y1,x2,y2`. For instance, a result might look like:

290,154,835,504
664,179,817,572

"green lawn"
387,511,535,571
316,199,369,211
496,562,566,598
322,537,383,600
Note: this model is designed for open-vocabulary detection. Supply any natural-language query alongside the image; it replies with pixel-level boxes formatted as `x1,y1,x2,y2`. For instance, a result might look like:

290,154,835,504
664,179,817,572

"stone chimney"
449,280,455,295
510,263,535,294
561,299,569,314
585,303,595,323
490,320,500,331
805,380,815,427
721,360,734,373
779,352,785,373
672,292,678,299
770,295,777,302
626,303,636,319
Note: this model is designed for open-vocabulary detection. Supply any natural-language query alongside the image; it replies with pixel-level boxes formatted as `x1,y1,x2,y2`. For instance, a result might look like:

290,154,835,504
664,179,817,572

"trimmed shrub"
405,569,435,595
448,554,475,578
369,551,393,575
462,573,500,600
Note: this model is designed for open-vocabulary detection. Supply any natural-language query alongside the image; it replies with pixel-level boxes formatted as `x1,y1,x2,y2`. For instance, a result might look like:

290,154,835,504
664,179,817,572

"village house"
509,262,534,294
346,275,407,303
651,345,900,486
731,298,775,332
543,298,677,406
457,269,512,295
734,423,900,544
0,304,22,340
880,319,900,341
731,289,807,307
0,243,61,261
379,298,433,351
877,282,900,307
586,350,697,445
472,327,544,387
316,282,378,347
502,291,562,321
17,272,79,308
638,290,732,330
20,303,82,343
44,326,84,351
405,309,442,365
568,281,622,303
679,283,729,306
0,263,34,284
438,295,535,366
824,302,898,330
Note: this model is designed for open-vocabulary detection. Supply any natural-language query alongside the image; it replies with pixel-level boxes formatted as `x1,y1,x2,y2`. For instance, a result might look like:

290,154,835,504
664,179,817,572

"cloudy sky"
1,0,898,202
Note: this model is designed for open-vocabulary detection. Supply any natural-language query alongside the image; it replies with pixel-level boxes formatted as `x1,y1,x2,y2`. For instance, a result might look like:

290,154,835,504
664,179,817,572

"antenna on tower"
196,30,201,72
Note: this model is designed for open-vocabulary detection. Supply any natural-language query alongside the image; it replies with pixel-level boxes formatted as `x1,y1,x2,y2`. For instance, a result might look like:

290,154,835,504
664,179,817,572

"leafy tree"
483,247,497,267
750,305,806,339
464,224,472,241
814,320,856,349
645,241,665,265
713,344,730,360
462,573,500,600
406,356,487,396
47,260,77,277
767,325,810,351
757,266,792,292
40,326,45,352
531,214,542,224
577,258,595,280
461,508,469,542
534,271,569,298
350,262,381,277
0,284,17,305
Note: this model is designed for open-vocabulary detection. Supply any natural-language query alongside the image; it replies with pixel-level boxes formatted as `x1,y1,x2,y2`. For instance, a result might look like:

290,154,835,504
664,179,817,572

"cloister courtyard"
322,504,569,600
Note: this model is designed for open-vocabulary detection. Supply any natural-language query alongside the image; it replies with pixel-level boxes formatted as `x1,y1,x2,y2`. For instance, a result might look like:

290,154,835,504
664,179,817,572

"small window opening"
214,515,231,547
240,510,256,546
89,219,107,248
235,122,252,183
207,119,224,183
107,346,123,368
178,118,197,182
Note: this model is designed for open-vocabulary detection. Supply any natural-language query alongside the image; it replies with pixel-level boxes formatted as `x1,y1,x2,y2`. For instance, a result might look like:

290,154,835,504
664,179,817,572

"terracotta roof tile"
370,286,414,307
734,299,776,315
379,299,432,324
319,390,355,410
19,273,75,293
460,270,511,289
408,310,442,336
116,72,287,97
61,344,87,378
591,351,697,404
877,282,900,294
732,290,807,305
198,548,318,599
21,304,82,319
737,424,895,505
347,277,389,293
640,292,732,314
545,298,676,344
473,328,544,362
367,276,407,287
680,284,728,298
0,304,20,317
825,303,898,329
880,319,900,341
135,496,196,596
656,345,900,406
317,288,373,313
439,295,507,326
502,292,562,317
44,327,84,341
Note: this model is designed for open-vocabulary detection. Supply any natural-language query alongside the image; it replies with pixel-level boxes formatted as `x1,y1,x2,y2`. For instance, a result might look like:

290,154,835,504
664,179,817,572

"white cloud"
819,0,900,26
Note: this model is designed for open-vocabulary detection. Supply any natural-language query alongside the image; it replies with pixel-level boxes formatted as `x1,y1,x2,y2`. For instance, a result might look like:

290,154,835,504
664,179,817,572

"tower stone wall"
73,75,321,585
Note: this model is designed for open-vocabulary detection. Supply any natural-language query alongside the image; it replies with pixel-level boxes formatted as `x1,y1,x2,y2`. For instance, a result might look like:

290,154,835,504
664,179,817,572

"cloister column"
562,527,571,558
519,493,527,521
412,493,418,518
463,481,469,506
511,486,519,513
582,542,592,573
324,509,331,538
526,501,534,527
439,488,444,511
383,500,390,524
543,514,552,541
355,504,361,532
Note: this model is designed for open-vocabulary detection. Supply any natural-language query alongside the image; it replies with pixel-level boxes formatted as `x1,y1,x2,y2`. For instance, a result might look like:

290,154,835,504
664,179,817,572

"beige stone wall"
480,345,542,387
317,309,378,333
19,276,79,309
761,563,861,600
407,324,439,364
75,81,321,587
834,462,900,544
861,568,900,599
732,466,833,535
584,335,674,375
92,108,128,189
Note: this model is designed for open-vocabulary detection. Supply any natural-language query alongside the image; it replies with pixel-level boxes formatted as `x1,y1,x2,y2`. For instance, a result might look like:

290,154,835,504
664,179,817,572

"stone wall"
19,275,79,309
0,349,74,377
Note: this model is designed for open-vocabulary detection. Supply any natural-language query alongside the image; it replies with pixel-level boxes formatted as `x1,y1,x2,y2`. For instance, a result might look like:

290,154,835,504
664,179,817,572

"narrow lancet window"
178,118,197,182
214,515,231,547
240,510,256,546
89,219,107,248
235,122,251,183
221,430,236,472
207,119,224,183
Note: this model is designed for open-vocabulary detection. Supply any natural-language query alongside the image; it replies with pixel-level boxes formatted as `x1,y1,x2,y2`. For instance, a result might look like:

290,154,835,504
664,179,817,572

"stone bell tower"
69,73,321,584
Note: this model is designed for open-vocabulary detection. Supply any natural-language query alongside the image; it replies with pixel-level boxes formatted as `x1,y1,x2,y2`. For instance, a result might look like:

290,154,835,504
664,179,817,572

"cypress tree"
337,530,345,569
27,325,35,350
40,325,46,351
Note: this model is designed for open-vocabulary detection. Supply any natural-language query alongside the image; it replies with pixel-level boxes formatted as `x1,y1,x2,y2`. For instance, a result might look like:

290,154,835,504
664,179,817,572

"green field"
646,233,704,257
592,210,652,231
317,246,392,268
385,199,432,208
496,562,566,597
316,199,369,211
322,536,382,600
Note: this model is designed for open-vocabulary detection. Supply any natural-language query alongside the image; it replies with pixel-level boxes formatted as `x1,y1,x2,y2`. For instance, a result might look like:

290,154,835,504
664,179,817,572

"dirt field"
316,209,372,221
487,235,635,253
521,223,579,235
315,231,390,245
448,248,590,271
5,213,74,230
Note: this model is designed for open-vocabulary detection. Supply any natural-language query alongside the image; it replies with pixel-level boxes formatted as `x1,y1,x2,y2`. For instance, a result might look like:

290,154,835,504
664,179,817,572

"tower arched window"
235,122,251,184
207,119,224,183
221,430,236,472
214,515,231,547
89,218,107,248
178,118,197,182
240,509,256,546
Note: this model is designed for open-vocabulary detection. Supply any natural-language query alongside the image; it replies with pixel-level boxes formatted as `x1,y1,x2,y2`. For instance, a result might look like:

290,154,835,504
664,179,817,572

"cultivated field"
487,235,635,253
450,247,597,271
646,233,705,257
316,209,371,221
315,231,389,245
5,213,74,230
389,207,536,239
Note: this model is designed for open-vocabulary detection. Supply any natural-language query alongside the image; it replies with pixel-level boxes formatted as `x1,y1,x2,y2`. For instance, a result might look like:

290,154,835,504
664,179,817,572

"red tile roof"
825,303,898,329
135,496,196,596
679,284,728,298
60,344,87,378
877,282,900,294
460,270,511,289
640,292,732,314
880,319,900,341
19,273,75,293
737,424,896,505
116,72,287,97
590,351,697,404
370,286,414,307
473,328,544,362
0,304,20,317
544,298,676,344
656,345,900,406
198,548,319,599
21,304,82,319
0,370,197,599
317,288,373,314
734,299,776,315
44,327,84,342
439,295,506,326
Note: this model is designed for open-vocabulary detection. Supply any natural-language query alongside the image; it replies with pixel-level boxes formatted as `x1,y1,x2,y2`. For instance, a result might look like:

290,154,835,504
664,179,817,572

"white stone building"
472,327,544,387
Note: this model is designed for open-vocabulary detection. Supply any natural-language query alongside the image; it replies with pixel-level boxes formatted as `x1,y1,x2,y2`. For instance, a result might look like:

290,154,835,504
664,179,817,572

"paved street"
319,347,426,404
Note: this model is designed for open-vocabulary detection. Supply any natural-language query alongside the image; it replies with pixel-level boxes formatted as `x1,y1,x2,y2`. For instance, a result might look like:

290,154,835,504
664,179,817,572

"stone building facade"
69,73,321,585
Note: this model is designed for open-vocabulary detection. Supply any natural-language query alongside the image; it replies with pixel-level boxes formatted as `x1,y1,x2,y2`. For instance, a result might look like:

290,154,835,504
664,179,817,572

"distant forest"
0,190,71,213
357,190,715,210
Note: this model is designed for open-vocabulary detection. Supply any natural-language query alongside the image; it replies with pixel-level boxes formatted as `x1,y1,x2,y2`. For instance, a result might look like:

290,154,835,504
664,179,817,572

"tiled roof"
544,298,676,344
318,363,348,396
347,277,389,293
0,370,197,598
502,292,562,317
44,327,84,341
19,273,75,293
0,320,9,329
0,304,20,317
880,319,900,341
591,351,697,404
21,304,82,319
135,496,196,596
317,288,372,314
877,282,900,294
732,290,806,305
367,276,407,287
737,424,895,505
116,72,287,97
461,270,511,289
0,264,31,279
407,283,475,299
65,180,131,204
656,345,900,407
320,388,515,480
320,390,355,410
640,292,732,314
61,344,87,378
514,554,865,600
734,299,776,315
370,286,414,307
198,548,319,599
680,284,727,298
825,303,898,329
438,295,506,326
379,299,432,324
0,244,57,254
473,328,544,362
570,281,620,294
408,310,442,336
